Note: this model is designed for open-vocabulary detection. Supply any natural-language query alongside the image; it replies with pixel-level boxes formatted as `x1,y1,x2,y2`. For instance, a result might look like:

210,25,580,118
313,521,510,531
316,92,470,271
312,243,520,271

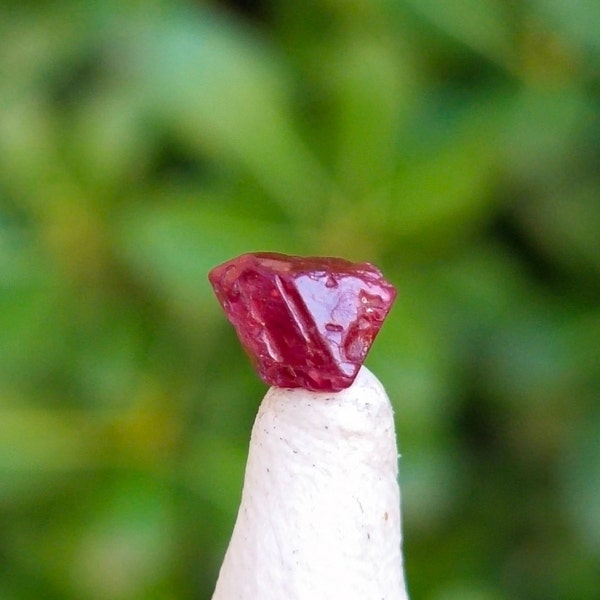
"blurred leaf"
516,188,600,280
429,242,533,336
115,200,297,316
8,472,175,600
499,86,594,183
69,475,175,599
535,0,600,58
0,408,97,503
0,98,64,199
127,7,331,222
401,0,515,68
184,433,246,520
332,33,416,196
433,581,508,600
0,282,63,388
70,89,154,193
369,275,467,531
401,444,466,532
485,310,600,409
560,414,600,557
380,122,497,245
368,282,456,438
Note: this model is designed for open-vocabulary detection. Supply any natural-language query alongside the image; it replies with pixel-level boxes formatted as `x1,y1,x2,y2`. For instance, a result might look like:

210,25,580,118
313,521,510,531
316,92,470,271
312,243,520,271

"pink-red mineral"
208,252,397,392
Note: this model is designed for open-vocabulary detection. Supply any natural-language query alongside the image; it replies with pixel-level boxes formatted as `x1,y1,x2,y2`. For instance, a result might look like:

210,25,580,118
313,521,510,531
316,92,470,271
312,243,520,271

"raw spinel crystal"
208,252,397,392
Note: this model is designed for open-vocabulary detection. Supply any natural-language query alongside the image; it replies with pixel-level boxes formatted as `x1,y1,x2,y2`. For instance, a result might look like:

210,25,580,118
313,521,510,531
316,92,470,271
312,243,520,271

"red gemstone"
208,252,397,392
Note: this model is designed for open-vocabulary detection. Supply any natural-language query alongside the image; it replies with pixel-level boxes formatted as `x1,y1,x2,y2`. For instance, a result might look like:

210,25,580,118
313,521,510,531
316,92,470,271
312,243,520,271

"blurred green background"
1,0,600,598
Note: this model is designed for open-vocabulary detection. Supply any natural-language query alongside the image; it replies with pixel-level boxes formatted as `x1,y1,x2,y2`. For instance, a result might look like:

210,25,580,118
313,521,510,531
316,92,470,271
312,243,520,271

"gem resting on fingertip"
208,252,397,392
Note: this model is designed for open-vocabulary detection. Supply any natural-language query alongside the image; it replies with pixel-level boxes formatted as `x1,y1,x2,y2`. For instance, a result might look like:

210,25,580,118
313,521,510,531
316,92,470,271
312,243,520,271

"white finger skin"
212,366,409,600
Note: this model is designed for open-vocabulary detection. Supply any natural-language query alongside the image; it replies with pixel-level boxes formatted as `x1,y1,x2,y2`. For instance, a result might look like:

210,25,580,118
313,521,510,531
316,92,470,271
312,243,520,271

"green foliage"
1,1,599,598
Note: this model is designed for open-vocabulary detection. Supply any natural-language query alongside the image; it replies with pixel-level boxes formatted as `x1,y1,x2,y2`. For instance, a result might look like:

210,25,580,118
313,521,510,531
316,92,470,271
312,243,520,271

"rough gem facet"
208,252,397,392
